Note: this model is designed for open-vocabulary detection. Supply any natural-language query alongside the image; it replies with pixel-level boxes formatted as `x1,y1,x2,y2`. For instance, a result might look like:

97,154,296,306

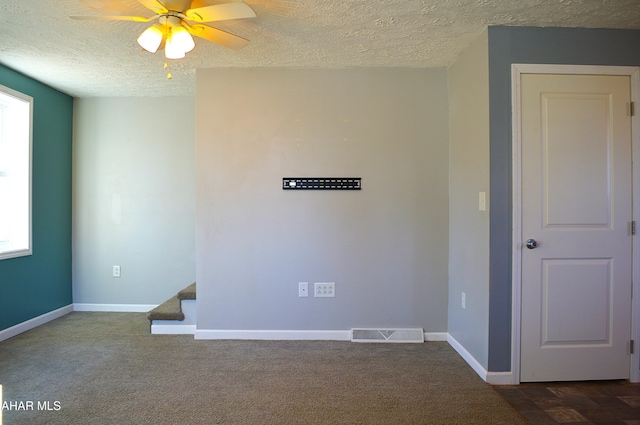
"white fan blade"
71,15,159,22
80,0,133,15
186,23,249,50
185,2,256,23
136,0,168,14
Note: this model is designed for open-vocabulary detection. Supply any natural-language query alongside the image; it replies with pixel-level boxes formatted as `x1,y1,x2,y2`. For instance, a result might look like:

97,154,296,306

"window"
0,85,32,260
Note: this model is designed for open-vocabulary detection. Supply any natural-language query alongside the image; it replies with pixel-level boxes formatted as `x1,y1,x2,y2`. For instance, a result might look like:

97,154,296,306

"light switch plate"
479,192,486,211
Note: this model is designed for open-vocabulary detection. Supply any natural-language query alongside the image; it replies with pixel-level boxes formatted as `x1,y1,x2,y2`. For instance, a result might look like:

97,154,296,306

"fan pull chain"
164,61,173,79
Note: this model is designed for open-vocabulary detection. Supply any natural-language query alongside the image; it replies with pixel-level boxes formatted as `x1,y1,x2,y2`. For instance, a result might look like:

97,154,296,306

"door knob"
525,239,538,249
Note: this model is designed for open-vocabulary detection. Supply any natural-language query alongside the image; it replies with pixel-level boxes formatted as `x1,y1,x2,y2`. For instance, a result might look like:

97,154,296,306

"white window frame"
0,84,33,260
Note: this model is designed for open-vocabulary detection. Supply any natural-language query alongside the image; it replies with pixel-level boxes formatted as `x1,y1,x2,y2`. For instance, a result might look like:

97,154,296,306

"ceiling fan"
71,0,257,61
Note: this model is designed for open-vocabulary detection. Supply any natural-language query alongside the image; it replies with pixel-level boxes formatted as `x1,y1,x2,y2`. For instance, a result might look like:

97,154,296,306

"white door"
520,73,633,382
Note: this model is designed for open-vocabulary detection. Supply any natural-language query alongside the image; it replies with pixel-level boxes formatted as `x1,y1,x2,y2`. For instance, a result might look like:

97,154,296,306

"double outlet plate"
299,282,335,297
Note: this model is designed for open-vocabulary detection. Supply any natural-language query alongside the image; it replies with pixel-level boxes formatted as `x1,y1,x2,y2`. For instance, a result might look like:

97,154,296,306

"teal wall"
487,27,640,372
0,65,73,330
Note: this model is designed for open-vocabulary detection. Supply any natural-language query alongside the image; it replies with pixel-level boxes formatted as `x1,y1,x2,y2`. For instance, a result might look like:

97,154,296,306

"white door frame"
511,64,640,384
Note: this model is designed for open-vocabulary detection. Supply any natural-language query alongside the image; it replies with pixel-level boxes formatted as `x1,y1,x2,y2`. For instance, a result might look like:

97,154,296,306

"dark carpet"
0,312,526,424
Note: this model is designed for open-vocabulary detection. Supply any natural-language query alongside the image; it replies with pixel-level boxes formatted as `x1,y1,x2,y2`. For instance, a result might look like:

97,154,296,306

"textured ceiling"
1,0,640,97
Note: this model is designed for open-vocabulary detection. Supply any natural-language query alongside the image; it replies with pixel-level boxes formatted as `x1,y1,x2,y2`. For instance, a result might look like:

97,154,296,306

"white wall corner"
447,333,513,384
0,304,73,342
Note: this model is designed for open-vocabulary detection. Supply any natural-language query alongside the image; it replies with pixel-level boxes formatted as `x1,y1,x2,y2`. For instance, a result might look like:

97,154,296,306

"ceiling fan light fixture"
137,24,163,53
72,0,256,67
164,30,186,59
171,25,195,54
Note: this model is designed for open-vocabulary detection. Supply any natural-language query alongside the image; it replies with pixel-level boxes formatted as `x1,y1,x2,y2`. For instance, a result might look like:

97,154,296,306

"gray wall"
487,26,640,372
73,97,196,305
447,29,490,368
67,27,640,375
195,68,449,332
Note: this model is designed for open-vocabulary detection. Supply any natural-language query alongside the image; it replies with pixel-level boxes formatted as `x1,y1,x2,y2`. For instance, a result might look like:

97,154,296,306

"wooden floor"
494,381,640,424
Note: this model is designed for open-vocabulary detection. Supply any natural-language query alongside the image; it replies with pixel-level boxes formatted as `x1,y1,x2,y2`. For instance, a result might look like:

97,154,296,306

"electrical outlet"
113,265,121,278
315,282,335,297
298,282,308,297
461,292,466,309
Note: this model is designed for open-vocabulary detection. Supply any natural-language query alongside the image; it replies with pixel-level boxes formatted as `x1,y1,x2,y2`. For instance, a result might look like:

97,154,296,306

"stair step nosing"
147,283,196,323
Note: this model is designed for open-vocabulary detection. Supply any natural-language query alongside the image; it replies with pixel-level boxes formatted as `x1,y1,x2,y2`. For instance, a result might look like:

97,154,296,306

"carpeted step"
177,282,196,300
147,296,185,321
146,282,196,322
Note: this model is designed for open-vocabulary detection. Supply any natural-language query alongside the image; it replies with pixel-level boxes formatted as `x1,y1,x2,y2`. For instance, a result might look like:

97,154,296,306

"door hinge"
631,221,636,235
631,102,635,117
631,340,635,354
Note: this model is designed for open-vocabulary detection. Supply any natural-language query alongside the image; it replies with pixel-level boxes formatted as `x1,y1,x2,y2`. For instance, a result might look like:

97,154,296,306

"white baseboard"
447,334,514,385
151,323,196,335
0,304,73,342
447,334,489,381
485,371,515,385
195,330,449,342
73,303,157,312
424,332,448,341
194,329,352,341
